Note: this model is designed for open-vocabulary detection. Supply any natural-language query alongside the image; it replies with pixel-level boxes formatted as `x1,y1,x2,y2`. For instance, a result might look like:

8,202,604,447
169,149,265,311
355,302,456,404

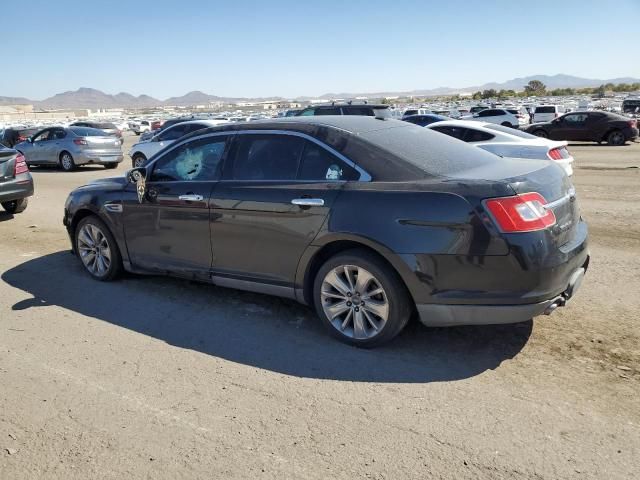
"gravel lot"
1,133,638,479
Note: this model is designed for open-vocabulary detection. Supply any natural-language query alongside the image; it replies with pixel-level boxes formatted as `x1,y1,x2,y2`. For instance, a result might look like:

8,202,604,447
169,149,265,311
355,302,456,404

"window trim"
144,129,371,182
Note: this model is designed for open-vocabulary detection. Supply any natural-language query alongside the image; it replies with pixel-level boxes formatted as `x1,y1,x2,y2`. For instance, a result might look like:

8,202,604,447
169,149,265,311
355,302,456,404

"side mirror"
126,167,147,203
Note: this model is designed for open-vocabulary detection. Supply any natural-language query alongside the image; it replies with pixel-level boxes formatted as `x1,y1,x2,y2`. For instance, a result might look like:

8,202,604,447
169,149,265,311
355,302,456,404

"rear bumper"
74,152,124,165
417,262,587,327
0,173,34,202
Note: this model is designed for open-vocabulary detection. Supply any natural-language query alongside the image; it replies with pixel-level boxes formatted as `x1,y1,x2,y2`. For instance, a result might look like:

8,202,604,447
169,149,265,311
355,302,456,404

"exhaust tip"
543,303,559,315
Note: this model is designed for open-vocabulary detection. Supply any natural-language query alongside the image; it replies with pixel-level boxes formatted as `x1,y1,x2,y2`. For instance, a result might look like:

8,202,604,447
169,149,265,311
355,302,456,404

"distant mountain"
312,75,640,99
2,74,639,109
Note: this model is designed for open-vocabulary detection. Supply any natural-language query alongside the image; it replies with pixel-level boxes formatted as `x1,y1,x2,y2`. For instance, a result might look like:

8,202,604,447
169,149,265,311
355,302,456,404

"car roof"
307,104,388,109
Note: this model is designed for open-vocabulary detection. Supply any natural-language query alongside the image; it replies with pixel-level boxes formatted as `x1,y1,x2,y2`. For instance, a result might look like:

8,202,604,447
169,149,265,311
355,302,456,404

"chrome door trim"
291,198,325,207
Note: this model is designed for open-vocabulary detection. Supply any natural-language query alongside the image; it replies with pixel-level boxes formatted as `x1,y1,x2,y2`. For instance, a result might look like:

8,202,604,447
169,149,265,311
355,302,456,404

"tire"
607,130,626,146
313,249,413,348
104,163,118,169
59,151,76,171
75,216,123,281
2,198,28,214
132,153,147,168
533,129,548,138
501,122,513,128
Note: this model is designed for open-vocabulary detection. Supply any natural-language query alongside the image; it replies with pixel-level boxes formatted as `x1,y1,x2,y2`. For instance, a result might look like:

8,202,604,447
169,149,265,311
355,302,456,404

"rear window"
372,107,392,119
342,107,373,116
404,110,418,116
360,124,499,177
94,122,117,129
535,106,556,114
484,124,539,139
69,127,109,137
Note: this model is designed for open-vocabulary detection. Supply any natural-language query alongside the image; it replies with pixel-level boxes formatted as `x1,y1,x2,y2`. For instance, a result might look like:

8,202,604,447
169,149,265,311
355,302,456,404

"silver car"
15,126,123,171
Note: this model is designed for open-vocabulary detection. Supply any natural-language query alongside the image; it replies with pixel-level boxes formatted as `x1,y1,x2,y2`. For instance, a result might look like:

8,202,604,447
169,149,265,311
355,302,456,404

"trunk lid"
505,162,578,247
453,159,578,247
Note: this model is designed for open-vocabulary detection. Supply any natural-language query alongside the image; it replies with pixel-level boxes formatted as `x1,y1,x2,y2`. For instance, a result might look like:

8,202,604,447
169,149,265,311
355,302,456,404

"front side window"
298,141,358,181
563,114,588,124
230,134,305,180
150,136,228,182
33,130,52,142
299,109,316,116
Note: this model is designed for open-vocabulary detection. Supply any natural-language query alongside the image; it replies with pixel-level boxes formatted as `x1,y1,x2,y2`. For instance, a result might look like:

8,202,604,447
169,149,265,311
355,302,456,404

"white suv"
462,108,522,128
128,120,227,167
532,105,566,123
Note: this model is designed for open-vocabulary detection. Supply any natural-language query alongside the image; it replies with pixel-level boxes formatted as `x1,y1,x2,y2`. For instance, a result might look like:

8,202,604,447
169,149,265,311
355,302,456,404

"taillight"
629,120,637,129
73,138,88,145
484,192,556,233
548,148,563,160
14,153,28,175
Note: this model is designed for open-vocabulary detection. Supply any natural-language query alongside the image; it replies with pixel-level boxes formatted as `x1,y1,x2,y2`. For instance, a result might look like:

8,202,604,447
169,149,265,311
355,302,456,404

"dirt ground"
0,133,638,479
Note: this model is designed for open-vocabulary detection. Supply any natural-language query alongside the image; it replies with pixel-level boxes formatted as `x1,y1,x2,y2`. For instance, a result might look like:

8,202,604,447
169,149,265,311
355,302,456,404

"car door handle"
178,194,204,201
291,198,324,207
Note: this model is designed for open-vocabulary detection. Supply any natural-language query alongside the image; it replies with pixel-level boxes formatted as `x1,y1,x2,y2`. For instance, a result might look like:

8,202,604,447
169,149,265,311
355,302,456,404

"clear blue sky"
6,0,639,100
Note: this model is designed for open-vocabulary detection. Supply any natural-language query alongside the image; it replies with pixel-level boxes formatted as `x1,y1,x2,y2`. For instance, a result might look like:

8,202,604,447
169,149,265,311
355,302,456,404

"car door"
549,113,588,141
28,129,53,163
45,127,67,163
121,134,230,278
209,132,360,291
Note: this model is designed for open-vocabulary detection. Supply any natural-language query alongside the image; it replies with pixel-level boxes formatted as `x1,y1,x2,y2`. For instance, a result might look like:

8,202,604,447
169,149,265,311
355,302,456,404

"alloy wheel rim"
612,132,623,144
321,265,389,340
77,224,111,276
62,155,72,170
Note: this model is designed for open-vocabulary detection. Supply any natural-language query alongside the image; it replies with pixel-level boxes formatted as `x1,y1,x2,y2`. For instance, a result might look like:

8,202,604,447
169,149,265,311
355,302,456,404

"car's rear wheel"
60,151,76,171
314,249,412,348
75,216,122,281
104,163,118,169
132,153,147,168
607,130,626,146
532,129,548,138
501,121,513,128
1,198,28,214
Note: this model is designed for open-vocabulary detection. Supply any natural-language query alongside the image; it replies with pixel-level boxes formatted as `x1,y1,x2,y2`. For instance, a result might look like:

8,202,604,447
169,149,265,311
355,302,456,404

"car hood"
74,175,128,192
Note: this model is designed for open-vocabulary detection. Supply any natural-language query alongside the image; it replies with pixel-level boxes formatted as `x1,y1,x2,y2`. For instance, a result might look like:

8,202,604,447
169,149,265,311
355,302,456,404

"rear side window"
298,141,358,181
464,129,495,142
315,107,342,116
230,134,304,180
342,107,373,116
404,110,418,116
535,106,555,114
94,122,116,129
431,126,466,140
478,109,500,117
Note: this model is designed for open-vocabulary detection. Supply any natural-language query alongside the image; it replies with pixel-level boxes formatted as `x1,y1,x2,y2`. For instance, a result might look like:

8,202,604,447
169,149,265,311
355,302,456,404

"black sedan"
527,111,638,145
63,117,589,347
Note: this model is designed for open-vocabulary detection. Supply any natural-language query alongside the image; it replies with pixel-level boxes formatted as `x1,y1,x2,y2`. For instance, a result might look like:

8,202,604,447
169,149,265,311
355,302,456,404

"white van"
532,105,566,123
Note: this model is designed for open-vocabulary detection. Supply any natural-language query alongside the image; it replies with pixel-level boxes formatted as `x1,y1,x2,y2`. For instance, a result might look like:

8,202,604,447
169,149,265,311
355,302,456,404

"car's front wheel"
1,198,28,214
75,216,122,281
314,249,412,348
607,130,626,146
132,153,147,168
